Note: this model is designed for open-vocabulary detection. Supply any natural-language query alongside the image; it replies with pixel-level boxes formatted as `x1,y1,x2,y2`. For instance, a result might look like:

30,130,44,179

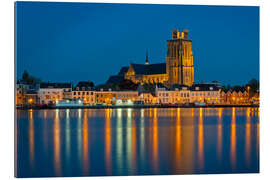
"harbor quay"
16,81,259,109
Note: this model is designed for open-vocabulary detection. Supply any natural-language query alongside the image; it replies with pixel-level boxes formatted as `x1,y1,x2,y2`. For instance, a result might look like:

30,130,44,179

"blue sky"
15,2,259,86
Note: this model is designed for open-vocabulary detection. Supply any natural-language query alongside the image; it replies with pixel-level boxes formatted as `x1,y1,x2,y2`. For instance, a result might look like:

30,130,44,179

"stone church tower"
166,29,194,87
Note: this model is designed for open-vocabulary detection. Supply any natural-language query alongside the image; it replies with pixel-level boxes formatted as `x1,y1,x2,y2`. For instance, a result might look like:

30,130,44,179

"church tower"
145,49,149,65
166,29,194,87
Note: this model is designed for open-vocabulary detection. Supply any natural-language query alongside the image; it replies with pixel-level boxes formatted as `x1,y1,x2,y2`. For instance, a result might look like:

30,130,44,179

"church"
107,29,194,87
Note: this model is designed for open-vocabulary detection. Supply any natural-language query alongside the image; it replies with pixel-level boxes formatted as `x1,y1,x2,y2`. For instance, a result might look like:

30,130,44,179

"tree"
22,70,30,82
89,81,94,88
21,70,42,85
247,78,259,96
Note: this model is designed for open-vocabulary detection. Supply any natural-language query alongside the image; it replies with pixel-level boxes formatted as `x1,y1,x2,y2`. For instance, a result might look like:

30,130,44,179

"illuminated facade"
166,29,194,87
72,81,95,105
124,29,194,87
220,89,249,105
189,84,221,104
95,90,139,105
37,83,72,104
95,89,115,105
155,85,190,104
138,92,158,104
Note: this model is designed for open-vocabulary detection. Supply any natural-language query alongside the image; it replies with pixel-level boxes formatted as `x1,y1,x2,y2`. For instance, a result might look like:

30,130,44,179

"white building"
72,81,95,105
155,84,190,104
38,83,72,104
190,83,221,104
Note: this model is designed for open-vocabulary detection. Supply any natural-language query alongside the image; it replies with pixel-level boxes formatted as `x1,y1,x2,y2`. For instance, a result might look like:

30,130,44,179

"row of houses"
16,81,256,106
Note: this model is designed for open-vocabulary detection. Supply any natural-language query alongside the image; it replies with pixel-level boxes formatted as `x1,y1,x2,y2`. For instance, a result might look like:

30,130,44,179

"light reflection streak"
175,108,181,169
65,109,71,169
217,108,223,163
77,109,82,171
116,108,123,174
29,110,34,168
245,108,251,167
126,108,132,173
230,107,236,169
140,109,145,169
54,109,61,176
198,108,204,170
42,110,48,156
105,109,112,175
132,111,137,173
152,108,159,172
82,110,89,174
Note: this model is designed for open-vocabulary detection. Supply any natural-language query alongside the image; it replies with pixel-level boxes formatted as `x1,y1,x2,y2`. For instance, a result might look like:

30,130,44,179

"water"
15,107,259,177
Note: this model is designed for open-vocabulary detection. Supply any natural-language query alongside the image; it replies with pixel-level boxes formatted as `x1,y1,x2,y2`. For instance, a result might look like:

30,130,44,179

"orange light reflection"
198,108,204,170
82,111,89,174
230,107,236,169
105,109,112,175
54,109,61,176
152,108,159,172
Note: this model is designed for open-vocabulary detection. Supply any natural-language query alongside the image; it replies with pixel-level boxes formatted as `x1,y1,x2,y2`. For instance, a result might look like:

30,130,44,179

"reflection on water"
82,110,89,174
54,109,61,176
28,110,34,168
105,109,112,175
16,108,260,177
198,108,204,170
231,108,236,170
217,108,223,163
152,108,159,172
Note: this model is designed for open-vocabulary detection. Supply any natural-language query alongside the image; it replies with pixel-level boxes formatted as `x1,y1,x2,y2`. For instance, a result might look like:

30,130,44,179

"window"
73,92,76,95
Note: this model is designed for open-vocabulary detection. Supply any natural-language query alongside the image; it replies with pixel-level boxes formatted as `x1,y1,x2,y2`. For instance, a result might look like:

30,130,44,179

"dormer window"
195,87,199,90
210,87,213,91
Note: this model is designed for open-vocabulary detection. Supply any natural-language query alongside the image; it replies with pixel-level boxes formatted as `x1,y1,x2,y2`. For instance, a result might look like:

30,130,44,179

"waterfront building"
16,84,25,106
114,91,139,102
189,83,221,104
169,85,190,104
220,87,249,105
138,92,157,104
16,82,39,106
38,83,72,104
109,29,194,87
155,84,190,104
55,99,83,107
95,88,115,105
24,90,38,106
95,89,139,105
251,91,259,105
72,81,95,105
